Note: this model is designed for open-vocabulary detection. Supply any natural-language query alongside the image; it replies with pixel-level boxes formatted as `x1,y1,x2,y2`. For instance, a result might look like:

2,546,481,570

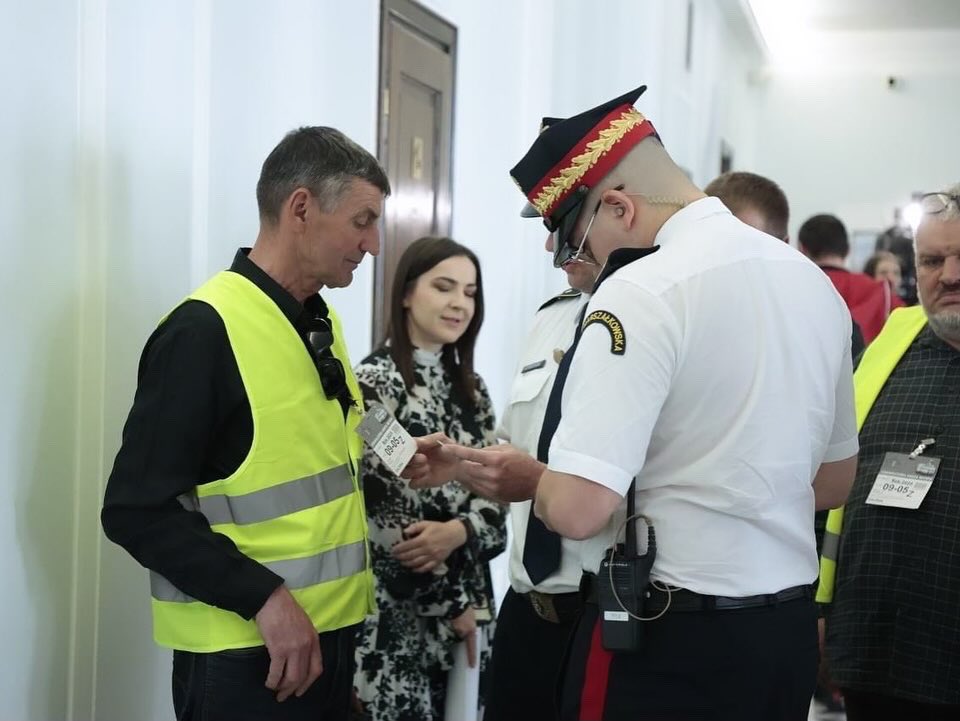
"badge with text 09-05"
865,438,940,510
355,401,417,476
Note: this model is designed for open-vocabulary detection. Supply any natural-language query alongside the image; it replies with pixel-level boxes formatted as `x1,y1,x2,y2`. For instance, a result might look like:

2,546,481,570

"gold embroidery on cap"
532,109,646,215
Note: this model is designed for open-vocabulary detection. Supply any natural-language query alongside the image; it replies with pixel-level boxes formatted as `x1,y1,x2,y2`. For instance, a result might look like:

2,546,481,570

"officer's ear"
601,187,636,229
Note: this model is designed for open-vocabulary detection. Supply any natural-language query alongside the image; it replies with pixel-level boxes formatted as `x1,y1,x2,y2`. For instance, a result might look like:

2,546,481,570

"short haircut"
256,126,390,224
704,171,789,240
798,214,849,259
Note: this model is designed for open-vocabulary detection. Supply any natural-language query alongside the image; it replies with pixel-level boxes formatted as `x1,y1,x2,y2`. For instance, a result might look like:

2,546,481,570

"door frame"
374,0,457,346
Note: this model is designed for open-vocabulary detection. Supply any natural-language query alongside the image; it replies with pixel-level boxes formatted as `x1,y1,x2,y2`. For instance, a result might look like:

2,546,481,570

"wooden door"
375,0,456,346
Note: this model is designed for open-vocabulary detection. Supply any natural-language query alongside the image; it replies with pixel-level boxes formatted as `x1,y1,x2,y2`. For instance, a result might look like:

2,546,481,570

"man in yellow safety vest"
102,127,389,721
817,184,960,720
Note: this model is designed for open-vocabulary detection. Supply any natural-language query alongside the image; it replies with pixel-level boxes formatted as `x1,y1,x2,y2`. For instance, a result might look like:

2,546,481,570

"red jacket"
821,266,904,343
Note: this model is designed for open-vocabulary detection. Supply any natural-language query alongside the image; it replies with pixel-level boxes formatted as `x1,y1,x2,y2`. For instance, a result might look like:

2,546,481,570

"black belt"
584,574,812,614
522,588,584,624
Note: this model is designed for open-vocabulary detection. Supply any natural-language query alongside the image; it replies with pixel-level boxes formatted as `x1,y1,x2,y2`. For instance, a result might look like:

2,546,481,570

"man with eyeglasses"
406,86,857,721
817,185,960,720
482,117,602,721
102,127,389,721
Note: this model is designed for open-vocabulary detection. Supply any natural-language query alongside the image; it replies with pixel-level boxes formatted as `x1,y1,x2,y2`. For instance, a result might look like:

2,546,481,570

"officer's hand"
255,585,323,702
450,607,478,668
392,519,467,572
442,443,544,503
403,433,459,488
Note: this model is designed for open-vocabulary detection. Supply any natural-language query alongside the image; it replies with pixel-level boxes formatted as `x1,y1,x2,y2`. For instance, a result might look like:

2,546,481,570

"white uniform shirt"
548,197,859,596
498,291,594,594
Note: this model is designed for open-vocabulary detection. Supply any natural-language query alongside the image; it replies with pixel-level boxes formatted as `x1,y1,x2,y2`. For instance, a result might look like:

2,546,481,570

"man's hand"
254,585,322,702
450,607,478,668
440,443,544,503
401,433,459,489
392,519,467,573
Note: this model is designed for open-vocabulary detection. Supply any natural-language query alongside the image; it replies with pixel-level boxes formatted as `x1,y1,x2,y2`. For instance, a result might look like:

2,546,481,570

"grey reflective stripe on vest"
151,539,367,603
196,465,355,527
821,528,840,561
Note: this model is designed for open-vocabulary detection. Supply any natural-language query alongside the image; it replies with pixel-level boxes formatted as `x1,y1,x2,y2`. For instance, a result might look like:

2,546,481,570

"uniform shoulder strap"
537,287,582,312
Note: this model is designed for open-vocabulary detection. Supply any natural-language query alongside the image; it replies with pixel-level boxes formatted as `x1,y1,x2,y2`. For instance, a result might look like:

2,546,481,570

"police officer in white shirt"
406,86,859,721
484,208,599,719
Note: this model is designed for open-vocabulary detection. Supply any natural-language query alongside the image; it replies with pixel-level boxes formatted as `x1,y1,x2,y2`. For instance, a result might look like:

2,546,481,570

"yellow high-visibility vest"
816,305,928,603
150,270,374,651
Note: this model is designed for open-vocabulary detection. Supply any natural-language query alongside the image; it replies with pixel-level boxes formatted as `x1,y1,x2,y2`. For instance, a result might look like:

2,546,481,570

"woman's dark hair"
862,250,900,279
385,236,484,407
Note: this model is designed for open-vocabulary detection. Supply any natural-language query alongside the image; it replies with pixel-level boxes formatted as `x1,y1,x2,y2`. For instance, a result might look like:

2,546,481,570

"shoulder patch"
537,287,582,312
582,310,626,355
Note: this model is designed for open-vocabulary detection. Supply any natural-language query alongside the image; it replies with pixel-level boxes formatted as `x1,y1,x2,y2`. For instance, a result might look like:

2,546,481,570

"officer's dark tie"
522,308,587,585
521,247,660,585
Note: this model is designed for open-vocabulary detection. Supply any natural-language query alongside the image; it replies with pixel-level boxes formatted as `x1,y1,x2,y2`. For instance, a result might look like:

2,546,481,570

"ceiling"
804,0,960,32
718,0,960,64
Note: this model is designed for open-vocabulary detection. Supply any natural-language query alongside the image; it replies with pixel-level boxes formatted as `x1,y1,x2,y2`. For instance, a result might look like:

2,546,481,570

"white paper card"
865,451,940,510
355,401,417,476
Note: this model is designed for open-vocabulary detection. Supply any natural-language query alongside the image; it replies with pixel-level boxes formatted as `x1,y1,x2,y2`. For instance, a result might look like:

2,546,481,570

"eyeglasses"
556,185,690,267
557,184,633,267
561,198,603,267
920,192,960,215
306,317,351,405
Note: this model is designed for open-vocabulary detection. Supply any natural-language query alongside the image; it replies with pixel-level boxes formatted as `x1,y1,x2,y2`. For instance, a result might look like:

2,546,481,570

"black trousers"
842,688,960,721
484,587,581,721
172,626,357,721
560,599,817,721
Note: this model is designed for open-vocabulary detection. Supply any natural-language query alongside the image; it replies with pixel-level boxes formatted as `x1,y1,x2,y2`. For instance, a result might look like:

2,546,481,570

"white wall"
0,3,81,720
752,29,960,244
1,2,762,719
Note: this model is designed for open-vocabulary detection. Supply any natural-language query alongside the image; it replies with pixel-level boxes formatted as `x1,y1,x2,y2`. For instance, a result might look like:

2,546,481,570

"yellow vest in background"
150,271,374,651
816,305,928,603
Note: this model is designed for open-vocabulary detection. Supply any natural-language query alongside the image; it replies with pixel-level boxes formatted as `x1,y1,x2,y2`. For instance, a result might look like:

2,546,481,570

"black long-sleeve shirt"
102,249,335,620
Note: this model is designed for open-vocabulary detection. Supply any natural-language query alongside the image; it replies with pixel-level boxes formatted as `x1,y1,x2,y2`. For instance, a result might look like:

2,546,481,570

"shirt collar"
916,322,959,353
590,197,725,291
654,196,731,248
229,248,329,332
413,347,443,367
593,246,660,290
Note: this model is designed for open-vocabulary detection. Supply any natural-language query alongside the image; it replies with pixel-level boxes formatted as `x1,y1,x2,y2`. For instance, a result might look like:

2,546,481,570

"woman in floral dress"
353,236,506,721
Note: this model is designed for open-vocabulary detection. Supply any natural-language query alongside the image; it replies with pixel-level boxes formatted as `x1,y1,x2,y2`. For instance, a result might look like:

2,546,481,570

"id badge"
865,452,940,510
355,401,417,476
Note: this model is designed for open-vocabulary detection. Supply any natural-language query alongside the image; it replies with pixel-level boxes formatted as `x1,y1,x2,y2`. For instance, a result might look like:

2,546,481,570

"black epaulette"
537,287,582,312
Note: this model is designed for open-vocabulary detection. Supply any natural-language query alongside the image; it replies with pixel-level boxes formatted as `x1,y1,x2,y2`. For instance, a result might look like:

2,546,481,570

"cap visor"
519,201,541,218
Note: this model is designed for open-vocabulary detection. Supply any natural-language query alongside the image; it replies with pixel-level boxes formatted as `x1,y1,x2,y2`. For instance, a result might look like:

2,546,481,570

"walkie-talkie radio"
596,481,657,653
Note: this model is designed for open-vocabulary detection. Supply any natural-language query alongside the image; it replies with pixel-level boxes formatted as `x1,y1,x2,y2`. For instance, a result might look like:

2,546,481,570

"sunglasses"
306,317,352,405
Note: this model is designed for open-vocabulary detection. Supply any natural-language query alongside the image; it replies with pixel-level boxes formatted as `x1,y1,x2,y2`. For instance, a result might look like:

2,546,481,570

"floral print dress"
353,346,506,721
